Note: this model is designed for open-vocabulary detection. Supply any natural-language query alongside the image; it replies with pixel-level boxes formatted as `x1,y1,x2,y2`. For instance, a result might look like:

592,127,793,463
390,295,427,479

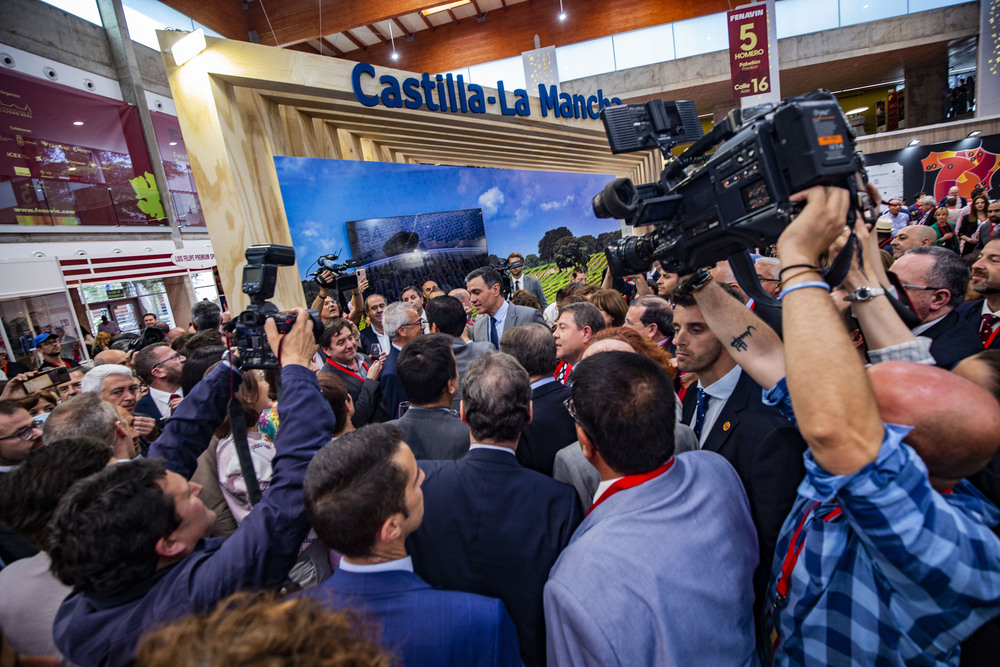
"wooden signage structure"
727,1,781,108
157,32,654,313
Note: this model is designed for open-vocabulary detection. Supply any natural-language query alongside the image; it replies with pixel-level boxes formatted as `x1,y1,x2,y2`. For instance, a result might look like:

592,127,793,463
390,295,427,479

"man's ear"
577,426,595,460
379,514,403,545
431,323,441,333
155,534,187,560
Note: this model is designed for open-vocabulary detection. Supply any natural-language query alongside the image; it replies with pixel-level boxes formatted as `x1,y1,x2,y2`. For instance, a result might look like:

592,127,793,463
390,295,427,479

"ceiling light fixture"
72,121,84,126
967,130,982,138
558,0,567,21
422,0,471,16
844,106,869,115
907,139,921,147
389,21,399,61
169,29,207,67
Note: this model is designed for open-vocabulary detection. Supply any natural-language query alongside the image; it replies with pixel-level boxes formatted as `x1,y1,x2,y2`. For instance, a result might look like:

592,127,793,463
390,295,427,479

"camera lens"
592,178,638,220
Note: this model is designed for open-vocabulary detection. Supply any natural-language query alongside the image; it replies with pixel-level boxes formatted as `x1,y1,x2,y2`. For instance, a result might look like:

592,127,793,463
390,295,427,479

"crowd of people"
1,187,1000,666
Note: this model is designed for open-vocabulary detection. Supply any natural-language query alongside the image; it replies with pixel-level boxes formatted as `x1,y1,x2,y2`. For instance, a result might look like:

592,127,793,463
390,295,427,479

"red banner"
727,6,770,100
0,68,163,226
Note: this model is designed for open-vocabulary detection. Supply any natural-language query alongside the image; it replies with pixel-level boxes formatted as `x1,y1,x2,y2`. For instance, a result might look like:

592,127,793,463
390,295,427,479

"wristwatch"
844,286,886,302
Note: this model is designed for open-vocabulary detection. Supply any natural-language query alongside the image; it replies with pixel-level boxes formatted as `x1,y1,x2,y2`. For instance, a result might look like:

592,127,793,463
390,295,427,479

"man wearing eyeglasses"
0,402,44,472
888,246,983,369
132,343,185,429
379,302,425,420
80,365,158,446
883,198,911,236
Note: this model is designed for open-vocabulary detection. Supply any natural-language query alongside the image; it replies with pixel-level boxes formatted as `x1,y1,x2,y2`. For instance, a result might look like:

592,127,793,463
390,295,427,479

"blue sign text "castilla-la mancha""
351,63,622,120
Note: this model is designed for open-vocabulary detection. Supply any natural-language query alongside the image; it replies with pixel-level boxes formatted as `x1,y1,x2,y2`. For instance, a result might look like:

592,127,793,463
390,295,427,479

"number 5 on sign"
740,23,758,51
751,76,769,93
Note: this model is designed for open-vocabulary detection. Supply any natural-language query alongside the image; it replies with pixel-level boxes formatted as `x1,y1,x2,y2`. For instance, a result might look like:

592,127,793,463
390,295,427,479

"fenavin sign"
351,63,622,120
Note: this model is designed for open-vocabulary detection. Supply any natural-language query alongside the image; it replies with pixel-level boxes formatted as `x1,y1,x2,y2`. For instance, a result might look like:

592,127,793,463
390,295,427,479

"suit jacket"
917,308,985,369
386,408,470,460
544,451,758,667
308,568,522,667
407,447,582,667
450,338,493,412
517,380,576,476
379,345,408,420
318,354,386,426
513,275,548,309
680,368,806,617
955,300,999,350
472,302,547,348
134,392,167,429
358,325,380,354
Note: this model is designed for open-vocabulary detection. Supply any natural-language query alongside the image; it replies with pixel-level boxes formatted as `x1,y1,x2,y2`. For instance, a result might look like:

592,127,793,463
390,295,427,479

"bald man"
890,225,938,259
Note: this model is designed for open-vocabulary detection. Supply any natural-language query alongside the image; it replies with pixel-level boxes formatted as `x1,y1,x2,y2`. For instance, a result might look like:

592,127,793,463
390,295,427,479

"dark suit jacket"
450,339,493,411
318,355,386,426
134,393,167,428
358,325,387,355
407,447,582,667
681,369,806,617
386,408,470,460
472,302,547,348
379,346,407,420
307,569,522,667
517,380,576,476
955,300,999,350
918,309,985,369
513,275,548,309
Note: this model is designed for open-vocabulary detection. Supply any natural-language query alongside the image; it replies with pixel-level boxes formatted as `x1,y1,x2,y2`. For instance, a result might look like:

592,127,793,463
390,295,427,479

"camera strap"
228,397,263,507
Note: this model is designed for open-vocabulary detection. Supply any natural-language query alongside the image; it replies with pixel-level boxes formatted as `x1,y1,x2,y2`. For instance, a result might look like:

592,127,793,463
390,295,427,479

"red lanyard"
325,357,367,383
586,459,675,517
774,502,842,600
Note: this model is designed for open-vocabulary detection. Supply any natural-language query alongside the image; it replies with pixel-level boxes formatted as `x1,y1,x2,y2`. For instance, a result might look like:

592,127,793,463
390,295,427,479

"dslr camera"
594,90,874,302
225,244,323,370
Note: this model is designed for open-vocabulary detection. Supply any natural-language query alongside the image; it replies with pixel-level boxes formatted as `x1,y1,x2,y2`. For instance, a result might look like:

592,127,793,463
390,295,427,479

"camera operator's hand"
778,185,851,266
133,415,157,438
317,270,334,297
0,372,35,400
265,308,317,368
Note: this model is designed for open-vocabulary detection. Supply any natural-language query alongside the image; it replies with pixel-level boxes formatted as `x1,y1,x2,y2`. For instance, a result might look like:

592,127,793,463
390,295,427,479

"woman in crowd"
590,289,628,327
14,390,58,417
960,195,991,256
930,206,958,252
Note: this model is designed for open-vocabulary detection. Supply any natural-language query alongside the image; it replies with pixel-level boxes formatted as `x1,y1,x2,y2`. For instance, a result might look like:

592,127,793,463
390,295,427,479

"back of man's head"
559,301,606,335
500,323,558,377
80,364,133,394
133,342,171,385
0,437,111,550
425,295,467,337
183,329,224,354
190,301,222,332
303,424,409,558
461,352,531,443
48,458,180,597
43,392,119,446
571,351,675,475
905,246,969,309
632,295,674,338
397,334,456,406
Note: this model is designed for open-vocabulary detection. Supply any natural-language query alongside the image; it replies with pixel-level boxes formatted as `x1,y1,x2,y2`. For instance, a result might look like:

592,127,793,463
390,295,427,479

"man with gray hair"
916,195,938,225
889,246,983,368
500,323,576,476
43,393,138,461
754,257,783,299
407,351,582,667
80,365,156,441
189,300,222,333
379,302,424,419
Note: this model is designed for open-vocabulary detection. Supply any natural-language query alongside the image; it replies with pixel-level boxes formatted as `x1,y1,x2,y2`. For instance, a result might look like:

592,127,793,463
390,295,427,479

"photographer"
48,310,336,667
310,269,366,327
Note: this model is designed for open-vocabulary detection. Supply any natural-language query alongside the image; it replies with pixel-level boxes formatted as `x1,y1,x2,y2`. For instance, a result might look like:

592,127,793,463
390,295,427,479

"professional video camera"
310,253,363,313
126,326,166,352
225,244,323,370
491,257,520,299
593,90,876,305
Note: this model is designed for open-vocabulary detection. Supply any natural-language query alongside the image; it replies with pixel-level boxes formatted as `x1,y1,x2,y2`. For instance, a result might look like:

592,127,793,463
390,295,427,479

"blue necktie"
693,388,708,440
490,316,500,349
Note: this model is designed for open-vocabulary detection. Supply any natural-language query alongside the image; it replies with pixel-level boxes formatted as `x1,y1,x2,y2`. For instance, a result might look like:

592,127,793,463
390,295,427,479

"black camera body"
596,90,871,280
492,257,519,300
226,244,322,370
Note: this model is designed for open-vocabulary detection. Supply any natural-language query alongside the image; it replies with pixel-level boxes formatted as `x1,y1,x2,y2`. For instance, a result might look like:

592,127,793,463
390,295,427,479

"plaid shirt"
763,423,1000,666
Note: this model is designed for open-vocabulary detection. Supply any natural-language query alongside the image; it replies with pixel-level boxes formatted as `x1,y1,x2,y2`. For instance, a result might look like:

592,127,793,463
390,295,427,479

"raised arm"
776,186,884,475
691,280,785,389
149,358,242,479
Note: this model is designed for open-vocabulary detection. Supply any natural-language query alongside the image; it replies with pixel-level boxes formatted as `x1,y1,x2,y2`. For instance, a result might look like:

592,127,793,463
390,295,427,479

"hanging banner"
727,1,780,107
0,68,164,227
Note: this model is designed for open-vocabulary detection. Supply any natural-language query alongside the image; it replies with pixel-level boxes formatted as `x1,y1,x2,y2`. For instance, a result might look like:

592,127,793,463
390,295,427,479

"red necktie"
979,314,999,346
169,393,180,415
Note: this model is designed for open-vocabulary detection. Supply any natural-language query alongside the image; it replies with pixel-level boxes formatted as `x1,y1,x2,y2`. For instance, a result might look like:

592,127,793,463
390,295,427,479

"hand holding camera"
264,308,318,368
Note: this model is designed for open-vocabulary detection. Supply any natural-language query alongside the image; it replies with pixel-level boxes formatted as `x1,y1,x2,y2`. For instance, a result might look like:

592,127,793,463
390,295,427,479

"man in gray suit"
385,334,470,460
468,266,547,349
544,351,758,666
425,296,492,412
508,252,547,309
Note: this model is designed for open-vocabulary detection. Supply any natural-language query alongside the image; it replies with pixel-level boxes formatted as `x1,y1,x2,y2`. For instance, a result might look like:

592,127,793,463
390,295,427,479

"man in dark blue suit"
956,238,1000,351
500,323,576,476
407,351,582,667
379,302,424,420
303,423,521,667
890,247,983,368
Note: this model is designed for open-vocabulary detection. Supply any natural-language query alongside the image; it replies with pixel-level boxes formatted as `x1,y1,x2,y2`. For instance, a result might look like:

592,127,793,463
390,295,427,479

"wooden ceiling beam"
339,30,368,50
366,24,388,42
319,37,342,56
389,17,411,39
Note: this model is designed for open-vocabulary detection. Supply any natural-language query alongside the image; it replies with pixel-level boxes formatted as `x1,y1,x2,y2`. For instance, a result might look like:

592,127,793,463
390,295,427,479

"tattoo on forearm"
730,325,756,352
